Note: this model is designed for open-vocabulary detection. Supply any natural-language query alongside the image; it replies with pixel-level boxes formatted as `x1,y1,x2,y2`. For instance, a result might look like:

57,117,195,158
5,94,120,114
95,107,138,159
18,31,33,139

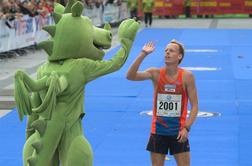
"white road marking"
140,110,221,117
181,67,221,71
0,110,12,118
186,49,219,53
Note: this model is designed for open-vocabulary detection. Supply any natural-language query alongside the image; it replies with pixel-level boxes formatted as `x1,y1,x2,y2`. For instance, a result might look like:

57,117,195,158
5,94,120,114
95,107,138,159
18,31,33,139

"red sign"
190,0,252,14
138,0,184,17
138,0,252,17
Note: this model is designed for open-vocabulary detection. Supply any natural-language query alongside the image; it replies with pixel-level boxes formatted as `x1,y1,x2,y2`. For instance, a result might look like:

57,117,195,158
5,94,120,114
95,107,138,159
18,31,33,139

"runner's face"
164,43,182,65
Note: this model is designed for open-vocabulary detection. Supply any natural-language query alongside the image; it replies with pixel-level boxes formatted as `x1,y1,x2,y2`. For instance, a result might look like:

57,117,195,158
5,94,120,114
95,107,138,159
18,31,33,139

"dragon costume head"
39,0,112,61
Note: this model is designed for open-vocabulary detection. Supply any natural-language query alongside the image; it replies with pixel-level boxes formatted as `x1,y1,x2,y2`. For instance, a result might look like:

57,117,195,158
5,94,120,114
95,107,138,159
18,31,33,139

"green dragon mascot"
14,0,139,165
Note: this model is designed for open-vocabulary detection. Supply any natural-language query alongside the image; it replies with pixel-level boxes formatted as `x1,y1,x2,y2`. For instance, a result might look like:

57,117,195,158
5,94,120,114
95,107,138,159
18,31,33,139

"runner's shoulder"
146,67,159,75
146,67,160,80
182,69,195,82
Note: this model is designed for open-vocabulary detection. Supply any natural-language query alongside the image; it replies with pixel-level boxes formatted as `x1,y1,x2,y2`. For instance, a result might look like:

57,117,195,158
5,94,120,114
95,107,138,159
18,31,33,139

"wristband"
184,126,190,132
141,50,148,55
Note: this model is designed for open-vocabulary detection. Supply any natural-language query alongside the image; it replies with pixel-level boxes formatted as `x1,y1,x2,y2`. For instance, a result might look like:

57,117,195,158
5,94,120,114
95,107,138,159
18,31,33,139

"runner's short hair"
170,39,185,64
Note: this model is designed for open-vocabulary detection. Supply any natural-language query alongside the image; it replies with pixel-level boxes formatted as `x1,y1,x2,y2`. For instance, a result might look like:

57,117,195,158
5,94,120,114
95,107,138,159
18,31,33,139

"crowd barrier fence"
0,3,129,53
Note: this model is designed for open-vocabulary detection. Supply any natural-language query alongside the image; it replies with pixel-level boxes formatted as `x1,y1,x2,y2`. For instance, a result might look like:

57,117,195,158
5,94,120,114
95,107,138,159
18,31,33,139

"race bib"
156,93,182,117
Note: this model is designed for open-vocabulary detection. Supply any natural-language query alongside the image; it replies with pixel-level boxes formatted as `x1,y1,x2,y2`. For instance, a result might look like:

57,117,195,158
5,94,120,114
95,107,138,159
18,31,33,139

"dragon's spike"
71,1,84,17
64,0,77,13
27,156,37,166
32,141,42,153
52,12,62,24
104,23,111,31
42,25,56,37
37,41,53,56
31,119,47,136
54,2,65,14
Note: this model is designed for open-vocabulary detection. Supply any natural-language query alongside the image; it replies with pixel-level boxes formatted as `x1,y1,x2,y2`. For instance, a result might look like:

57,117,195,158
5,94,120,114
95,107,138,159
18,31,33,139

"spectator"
37,0,53,17
84,0,93,9
142,0,154,27
127,0,138,19
105,0,114,5
0,0,7,19
1,0,23,28
27,0,40,16
94,0,103,8
184,0,191,18
0,10,3,19
205,14,213,18
1,0,12,19
114,0,121,6
16,0,37,17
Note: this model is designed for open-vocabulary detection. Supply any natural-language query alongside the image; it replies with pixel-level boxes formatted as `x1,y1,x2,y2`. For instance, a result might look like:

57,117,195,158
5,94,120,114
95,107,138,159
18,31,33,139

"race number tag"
156,93,182,117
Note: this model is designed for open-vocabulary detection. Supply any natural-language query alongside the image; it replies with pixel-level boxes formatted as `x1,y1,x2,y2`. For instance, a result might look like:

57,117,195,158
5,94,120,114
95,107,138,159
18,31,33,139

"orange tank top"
151,67,188,136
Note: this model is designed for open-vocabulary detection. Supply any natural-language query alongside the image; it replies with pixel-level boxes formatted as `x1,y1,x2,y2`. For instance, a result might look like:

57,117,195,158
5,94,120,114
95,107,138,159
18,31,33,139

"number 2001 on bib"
156,93,182,117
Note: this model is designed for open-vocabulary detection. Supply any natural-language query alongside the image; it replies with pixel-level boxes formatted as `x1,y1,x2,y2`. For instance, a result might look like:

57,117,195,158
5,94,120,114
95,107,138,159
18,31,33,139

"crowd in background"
0,0,125,54
1,0,251,27
0,0,54,27
0,0,54,19
0,0,122,26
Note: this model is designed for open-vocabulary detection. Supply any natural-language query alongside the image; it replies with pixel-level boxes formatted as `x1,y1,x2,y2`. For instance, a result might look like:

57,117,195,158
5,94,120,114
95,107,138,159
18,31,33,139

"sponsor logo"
164,84,176,92
166,95,172,101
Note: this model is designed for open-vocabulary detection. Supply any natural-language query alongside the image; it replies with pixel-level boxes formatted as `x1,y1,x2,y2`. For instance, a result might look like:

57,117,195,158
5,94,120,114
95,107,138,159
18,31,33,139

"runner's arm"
127,42,156,81
185,71,198,129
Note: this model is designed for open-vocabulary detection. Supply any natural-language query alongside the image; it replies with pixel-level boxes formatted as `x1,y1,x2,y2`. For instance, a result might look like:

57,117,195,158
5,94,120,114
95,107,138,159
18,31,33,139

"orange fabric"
151,67,188,134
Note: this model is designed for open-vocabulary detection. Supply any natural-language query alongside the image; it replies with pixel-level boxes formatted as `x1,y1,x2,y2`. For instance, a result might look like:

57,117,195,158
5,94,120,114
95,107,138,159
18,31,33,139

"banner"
138,0,184,17
0,21,11,53
137,0,252,16
103,4,120,23
154,0,184,16
244,0,252,12
191,0,252,15
83,5,103,26
0,15,51,53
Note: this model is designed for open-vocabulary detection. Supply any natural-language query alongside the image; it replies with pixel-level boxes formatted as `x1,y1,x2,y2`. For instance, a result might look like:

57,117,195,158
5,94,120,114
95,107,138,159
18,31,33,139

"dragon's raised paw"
118,18,140,42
